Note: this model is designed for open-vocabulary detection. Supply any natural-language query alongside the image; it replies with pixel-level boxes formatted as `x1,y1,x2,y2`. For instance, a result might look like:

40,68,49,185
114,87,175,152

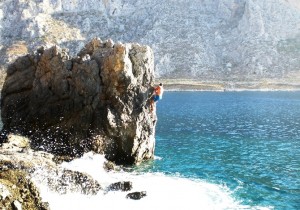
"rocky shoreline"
0,36,298,209
159,79,300,91
0,134,54,210
0,38,156,209
1,76,299,92
0,134,149,209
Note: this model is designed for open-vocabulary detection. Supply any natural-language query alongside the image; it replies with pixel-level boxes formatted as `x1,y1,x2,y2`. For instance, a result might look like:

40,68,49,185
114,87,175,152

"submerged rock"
46,169,102,195
1,38,157,165
103,160,119,172
107,181,133,192
126,191,147,200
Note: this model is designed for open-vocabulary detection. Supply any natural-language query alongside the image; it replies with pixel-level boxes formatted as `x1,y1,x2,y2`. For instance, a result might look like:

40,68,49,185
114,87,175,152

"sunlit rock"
1,0,299,85
1,38,156,165
0,168,49,210
0,134,101,205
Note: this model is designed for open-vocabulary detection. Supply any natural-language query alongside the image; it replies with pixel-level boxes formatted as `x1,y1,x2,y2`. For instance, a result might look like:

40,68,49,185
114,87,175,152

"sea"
30,91,300,209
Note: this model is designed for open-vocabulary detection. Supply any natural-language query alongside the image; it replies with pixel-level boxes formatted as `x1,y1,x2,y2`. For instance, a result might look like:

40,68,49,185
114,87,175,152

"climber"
150,83,164,112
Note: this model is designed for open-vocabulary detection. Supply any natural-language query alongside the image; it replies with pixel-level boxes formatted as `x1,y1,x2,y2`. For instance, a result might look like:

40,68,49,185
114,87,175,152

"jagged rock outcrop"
1,38,156,165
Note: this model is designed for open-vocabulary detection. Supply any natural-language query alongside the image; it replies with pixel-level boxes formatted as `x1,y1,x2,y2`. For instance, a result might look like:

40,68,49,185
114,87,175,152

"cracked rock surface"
1,38,156,165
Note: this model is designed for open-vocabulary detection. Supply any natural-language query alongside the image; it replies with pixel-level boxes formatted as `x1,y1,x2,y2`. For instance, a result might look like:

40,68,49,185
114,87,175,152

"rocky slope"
0,134,53,210
1,38,156,165
0,0,299,87
0,134,148,209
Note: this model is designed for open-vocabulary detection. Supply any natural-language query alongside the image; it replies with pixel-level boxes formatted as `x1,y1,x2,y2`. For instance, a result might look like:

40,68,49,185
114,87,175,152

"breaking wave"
32,152,271,210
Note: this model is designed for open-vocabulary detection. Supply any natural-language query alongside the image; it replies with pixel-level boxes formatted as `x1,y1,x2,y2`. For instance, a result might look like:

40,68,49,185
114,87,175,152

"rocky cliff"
0,0,299,86
1,38,156,165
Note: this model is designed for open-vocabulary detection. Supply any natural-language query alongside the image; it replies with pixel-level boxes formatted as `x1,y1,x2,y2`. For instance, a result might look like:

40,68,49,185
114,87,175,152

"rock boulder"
0,134,101,209
1,38,157,165
107,181,133,192
0,168,49,210
126,191,147,200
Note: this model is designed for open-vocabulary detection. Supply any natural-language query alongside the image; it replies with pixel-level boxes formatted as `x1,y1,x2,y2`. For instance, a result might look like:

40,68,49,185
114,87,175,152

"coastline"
0,75,299,92
158,79,300,92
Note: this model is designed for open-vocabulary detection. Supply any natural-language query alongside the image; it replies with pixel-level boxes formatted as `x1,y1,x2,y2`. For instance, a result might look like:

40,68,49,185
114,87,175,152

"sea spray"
31,152,270,210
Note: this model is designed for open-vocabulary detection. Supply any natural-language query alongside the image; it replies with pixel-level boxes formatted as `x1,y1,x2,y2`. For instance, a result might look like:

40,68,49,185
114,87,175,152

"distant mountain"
1,0,299,85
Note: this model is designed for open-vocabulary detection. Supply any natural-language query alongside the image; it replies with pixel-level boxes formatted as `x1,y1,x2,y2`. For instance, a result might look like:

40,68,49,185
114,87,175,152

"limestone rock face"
0,0,299,84
1,38,156,165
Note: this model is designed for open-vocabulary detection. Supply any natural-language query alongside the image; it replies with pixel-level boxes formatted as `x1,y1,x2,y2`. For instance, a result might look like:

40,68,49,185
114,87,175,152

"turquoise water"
149,91,300,209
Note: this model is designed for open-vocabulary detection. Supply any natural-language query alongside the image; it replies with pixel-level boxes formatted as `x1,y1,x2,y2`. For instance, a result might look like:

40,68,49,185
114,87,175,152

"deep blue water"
149,91,300,209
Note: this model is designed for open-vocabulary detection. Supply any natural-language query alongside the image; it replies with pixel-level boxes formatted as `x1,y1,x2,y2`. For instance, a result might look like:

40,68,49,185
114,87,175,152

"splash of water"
32,152,272,210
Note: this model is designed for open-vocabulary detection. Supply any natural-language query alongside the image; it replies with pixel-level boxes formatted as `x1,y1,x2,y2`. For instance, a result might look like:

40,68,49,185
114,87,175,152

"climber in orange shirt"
150,83,164,112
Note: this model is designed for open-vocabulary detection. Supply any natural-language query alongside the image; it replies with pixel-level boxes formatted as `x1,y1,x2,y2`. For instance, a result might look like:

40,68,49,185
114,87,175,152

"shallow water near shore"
25,91,300,209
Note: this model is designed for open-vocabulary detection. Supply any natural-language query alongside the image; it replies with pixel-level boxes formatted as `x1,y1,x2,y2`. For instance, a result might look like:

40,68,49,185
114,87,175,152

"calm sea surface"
148,91,300,209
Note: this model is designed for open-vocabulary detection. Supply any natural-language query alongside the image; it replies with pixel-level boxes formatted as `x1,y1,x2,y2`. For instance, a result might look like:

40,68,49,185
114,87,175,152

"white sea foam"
32,152,271,210
154,155,162,160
